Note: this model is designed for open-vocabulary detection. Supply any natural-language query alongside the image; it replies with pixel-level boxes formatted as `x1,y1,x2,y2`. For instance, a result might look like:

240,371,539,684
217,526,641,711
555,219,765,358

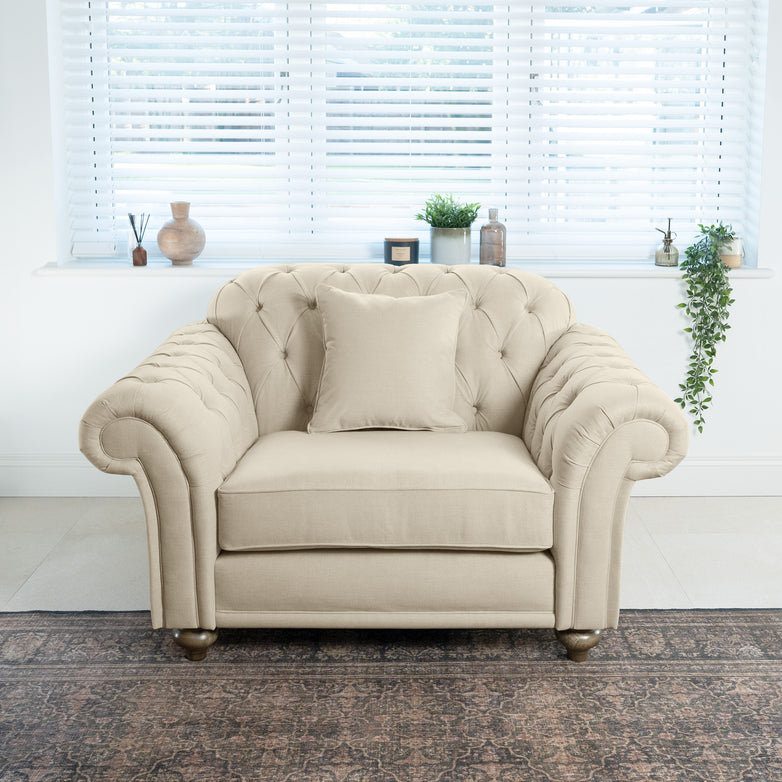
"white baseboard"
0,453,781,498
632,456,782,497
0,454,137,497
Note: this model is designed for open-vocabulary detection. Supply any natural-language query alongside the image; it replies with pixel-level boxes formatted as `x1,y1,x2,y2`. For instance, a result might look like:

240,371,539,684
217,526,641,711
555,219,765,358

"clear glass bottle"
480,208,506,266
654,218,679,267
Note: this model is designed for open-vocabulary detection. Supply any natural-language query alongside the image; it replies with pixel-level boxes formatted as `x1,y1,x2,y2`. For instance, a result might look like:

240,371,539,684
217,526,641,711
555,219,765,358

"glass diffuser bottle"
480,208,506,266
655,218,679,267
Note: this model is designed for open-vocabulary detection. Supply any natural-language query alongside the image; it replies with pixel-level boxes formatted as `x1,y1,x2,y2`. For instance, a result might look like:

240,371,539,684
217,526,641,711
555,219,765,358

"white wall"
1,0,780,497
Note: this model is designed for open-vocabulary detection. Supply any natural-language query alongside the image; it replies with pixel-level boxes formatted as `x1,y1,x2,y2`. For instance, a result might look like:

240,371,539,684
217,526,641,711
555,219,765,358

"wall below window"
1,0,780,497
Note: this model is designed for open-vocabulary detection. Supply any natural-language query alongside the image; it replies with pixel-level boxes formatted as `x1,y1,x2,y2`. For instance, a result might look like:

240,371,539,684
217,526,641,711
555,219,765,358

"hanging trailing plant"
675,222,736,432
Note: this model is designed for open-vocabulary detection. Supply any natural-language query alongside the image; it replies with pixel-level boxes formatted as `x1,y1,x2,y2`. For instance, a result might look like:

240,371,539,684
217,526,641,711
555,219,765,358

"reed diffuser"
128,213,151,266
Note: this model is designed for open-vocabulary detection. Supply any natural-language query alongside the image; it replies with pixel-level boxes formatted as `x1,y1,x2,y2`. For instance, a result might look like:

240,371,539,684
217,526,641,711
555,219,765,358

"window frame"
48,1,769,267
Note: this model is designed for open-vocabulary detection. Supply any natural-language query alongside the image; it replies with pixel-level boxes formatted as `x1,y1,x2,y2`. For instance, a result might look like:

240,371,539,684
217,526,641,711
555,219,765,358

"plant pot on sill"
720,238,743,269
430,227,471,264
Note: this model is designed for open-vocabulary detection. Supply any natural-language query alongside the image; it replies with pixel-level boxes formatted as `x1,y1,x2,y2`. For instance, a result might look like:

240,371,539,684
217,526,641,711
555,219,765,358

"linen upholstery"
79,321,258,629
217,431,553,552
522,324,690,630
214,549,555,627
308,286,467,433
79,262,688,645
207,263,576,436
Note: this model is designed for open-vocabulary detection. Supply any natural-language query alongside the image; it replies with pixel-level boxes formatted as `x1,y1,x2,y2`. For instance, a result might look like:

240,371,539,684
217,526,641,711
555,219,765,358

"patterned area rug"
0,610,780,781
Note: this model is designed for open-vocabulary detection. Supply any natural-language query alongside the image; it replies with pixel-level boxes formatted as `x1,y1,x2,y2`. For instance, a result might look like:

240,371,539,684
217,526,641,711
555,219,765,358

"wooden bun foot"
172,628,218,661
556,629,603,662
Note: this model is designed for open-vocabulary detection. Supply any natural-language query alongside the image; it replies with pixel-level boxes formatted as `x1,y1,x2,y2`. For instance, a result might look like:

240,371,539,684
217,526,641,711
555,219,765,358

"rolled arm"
78,321,258,629
523,324,689,631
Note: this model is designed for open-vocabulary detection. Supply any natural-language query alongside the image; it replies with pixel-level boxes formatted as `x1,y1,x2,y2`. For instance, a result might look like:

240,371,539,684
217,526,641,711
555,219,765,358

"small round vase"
157,202,205,265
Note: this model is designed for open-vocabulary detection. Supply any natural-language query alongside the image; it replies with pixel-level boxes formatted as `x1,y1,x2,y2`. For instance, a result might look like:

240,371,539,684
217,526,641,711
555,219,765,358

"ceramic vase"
157,202,205,265
720,238,743,269
430,227,471,264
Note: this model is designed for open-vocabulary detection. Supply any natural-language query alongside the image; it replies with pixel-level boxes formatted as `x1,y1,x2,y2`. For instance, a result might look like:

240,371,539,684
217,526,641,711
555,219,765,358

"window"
51,1,768,263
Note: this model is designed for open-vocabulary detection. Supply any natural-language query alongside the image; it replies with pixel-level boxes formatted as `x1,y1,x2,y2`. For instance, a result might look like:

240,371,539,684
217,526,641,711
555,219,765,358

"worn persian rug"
0,609,780,781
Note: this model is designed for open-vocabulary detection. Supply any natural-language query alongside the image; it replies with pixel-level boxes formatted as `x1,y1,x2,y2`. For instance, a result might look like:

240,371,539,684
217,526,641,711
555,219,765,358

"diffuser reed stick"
128,213,150,246
128,213,150,266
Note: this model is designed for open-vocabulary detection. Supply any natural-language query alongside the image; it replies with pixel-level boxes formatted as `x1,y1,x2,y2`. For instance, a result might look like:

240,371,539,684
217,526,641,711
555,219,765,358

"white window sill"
35,259,775,280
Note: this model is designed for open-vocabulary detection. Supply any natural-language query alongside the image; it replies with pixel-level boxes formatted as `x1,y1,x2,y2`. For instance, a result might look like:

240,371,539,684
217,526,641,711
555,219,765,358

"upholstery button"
472,405,479,414
281,350,288,360
256,303,263,312
308,300,317,310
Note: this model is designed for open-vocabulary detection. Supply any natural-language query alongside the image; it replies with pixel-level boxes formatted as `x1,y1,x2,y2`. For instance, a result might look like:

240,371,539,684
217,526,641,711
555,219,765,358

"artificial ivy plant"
676,222,737,432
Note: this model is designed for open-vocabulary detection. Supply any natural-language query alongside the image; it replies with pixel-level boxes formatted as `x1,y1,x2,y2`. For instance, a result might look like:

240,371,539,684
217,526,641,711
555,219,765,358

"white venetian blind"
54,1,767,263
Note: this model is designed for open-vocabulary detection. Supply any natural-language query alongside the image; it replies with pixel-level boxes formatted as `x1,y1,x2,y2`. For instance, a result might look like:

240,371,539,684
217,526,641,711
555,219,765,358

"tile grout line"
629,500,695,609
1,505,92,610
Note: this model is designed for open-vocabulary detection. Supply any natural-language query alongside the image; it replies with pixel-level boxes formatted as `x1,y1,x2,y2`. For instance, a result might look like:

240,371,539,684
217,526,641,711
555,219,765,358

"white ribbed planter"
430,227,471,264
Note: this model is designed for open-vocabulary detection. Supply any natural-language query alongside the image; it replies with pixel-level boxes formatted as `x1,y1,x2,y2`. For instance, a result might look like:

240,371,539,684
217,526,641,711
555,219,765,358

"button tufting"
206,264,577,442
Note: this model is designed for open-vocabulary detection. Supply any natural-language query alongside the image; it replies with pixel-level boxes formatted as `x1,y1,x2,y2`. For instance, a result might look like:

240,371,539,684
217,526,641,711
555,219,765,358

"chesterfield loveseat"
79,263,688,661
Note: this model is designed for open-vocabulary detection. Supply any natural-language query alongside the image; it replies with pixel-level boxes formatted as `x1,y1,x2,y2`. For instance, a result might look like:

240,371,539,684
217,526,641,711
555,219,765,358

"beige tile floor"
0,496,780,611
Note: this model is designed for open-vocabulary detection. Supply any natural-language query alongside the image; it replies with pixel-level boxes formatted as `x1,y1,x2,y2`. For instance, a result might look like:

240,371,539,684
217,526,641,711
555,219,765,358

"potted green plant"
676,222,737,432
416,194,481,264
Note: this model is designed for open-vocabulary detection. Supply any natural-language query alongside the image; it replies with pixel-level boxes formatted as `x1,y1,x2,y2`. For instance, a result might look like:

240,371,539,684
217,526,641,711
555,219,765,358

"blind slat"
54,0,768,263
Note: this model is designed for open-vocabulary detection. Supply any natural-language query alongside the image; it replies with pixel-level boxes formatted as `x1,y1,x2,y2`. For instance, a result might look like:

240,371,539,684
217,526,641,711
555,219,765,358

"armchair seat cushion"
217,430,554,553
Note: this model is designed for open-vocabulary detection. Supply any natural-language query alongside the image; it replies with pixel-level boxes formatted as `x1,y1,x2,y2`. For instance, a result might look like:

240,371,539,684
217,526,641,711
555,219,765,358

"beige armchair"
79,263,688,661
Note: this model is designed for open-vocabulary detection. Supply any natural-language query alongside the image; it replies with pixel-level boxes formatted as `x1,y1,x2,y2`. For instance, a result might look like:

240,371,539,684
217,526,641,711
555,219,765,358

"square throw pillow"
308,285,467,433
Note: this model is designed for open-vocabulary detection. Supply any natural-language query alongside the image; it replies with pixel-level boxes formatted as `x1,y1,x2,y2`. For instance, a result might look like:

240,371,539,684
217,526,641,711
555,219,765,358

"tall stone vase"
157,202,206,266
430,227,471,264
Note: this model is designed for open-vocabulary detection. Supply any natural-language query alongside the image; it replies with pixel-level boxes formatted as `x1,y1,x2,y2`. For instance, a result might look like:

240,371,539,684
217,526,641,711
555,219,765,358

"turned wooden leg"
172,628,218,661
556,629,602,662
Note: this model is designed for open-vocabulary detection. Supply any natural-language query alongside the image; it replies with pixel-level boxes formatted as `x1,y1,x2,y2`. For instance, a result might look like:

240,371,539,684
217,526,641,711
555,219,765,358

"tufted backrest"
207,263,575,436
